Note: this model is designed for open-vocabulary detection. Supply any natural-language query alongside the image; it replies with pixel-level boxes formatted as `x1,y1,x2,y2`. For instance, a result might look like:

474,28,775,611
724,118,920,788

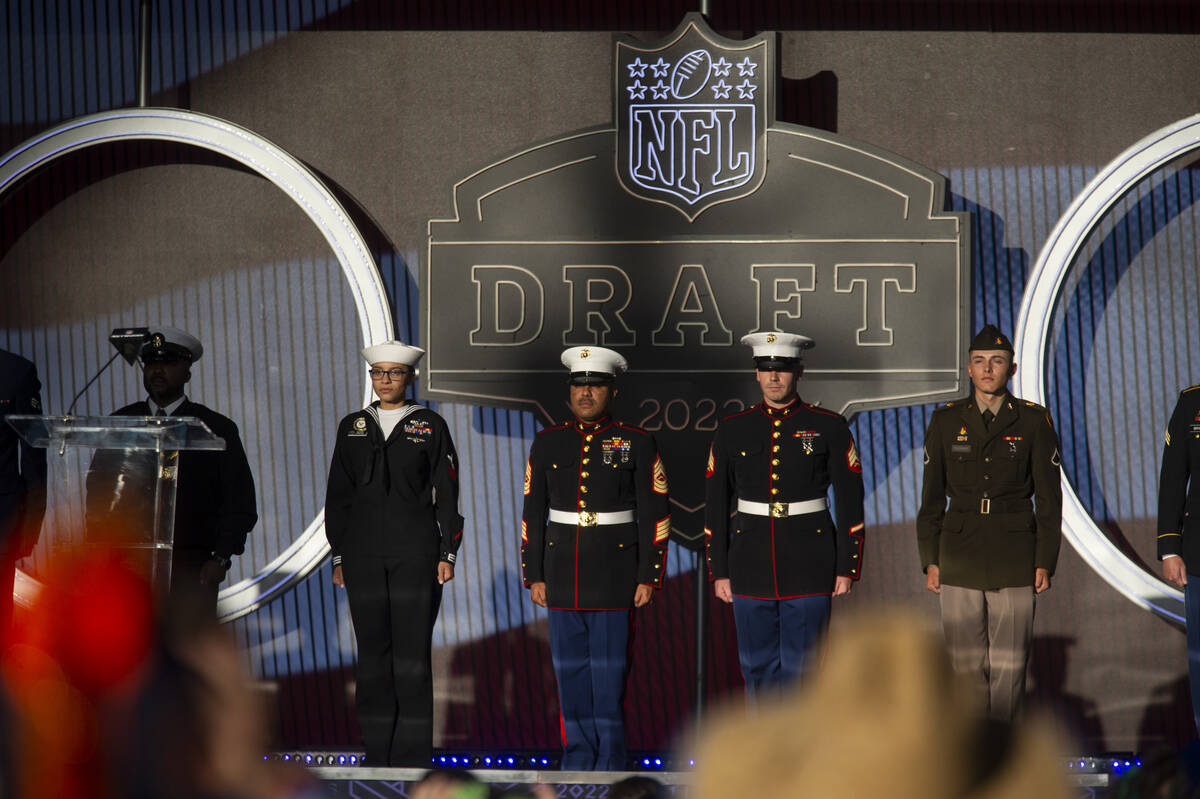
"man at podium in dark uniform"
0,349,47,634
521,346,670,771
705,332,865,705
1158,382,1200,733
92,326,258,616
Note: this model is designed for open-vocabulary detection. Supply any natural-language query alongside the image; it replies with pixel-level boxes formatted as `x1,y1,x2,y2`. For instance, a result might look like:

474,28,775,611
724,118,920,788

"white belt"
548,508,635,527
737,497,827,518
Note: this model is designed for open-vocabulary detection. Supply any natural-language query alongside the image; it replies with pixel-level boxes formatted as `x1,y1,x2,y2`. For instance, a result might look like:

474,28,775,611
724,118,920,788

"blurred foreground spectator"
0,547,317,799
690,611,1071,799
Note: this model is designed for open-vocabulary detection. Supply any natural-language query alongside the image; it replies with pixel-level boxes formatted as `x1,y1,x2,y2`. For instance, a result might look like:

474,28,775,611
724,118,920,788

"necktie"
155,407,167,417
981,409,994,429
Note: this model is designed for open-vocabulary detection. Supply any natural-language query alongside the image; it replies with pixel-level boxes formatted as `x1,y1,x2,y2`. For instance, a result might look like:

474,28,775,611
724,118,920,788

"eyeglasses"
369,367,410,382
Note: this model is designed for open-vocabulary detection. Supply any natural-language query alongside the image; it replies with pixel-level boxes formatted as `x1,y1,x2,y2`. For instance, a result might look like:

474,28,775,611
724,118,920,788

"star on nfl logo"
615,15,771,221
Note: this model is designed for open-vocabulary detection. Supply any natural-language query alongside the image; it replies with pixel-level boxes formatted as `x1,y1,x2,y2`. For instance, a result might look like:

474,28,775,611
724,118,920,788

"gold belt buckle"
771,502,788,518
579,510,598,527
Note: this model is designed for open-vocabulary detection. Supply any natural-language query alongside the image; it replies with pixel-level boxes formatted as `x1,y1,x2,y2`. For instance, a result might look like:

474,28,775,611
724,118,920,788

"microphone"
66,328,150,416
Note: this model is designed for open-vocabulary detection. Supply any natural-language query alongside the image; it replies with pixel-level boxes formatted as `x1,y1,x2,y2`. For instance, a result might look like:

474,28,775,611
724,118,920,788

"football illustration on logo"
670,49,712,99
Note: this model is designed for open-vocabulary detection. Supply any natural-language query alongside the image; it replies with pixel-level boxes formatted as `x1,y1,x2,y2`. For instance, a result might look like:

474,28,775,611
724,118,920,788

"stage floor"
314,767,690,796
312,767,1106,797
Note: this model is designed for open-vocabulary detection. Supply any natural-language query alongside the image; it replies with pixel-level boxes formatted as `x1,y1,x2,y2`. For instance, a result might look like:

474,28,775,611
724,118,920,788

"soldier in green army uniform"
916,325,1062,721
1158,382,1200,733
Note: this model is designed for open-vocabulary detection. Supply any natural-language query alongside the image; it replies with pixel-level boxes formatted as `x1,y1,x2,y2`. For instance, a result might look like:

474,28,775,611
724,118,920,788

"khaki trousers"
939,584,1035,721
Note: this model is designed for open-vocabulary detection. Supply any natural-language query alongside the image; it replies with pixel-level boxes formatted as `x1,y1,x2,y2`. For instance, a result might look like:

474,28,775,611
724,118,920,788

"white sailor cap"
141,325,204,362
740,331,814,368
561,346,628,385
361,340,425,367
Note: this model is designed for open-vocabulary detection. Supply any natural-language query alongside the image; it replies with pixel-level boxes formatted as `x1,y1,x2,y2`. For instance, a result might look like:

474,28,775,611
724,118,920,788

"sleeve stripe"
653,455,668,495
655,515,671,543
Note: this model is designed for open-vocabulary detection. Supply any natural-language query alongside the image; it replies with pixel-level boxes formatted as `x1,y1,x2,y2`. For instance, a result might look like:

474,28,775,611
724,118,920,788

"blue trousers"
547,608,630,771
1187,579,1200,734
731,594,831,709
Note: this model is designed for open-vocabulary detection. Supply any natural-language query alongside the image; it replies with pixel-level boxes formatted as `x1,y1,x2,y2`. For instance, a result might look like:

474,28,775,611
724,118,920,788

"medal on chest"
793,429,820,454
1002,435,1022,455
404,419,432,436
602,436,632,464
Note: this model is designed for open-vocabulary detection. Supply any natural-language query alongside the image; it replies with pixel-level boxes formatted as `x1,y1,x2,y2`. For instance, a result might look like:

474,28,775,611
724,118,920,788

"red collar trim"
574,416,613,434
759,399,799,418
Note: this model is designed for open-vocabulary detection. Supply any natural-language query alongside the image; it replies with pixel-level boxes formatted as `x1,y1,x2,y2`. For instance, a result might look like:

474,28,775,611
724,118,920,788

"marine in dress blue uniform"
1158,383,1200,733
325,340,464,767
705,332,865,705
0,349,47,634
521,347,670,771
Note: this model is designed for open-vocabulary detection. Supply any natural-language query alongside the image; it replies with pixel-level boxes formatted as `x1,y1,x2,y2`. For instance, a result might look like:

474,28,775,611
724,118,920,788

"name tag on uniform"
950,443,972,454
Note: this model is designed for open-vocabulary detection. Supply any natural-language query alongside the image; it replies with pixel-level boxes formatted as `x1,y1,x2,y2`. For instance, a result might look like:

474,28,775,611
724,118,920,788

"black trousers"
342,555,443,767
164,549,222,625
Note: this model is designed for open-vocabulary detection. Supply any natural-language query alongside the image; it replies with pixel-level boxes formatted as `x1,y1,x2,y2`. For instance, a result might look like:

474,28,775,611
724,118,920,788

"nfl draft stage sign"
424,15,971,547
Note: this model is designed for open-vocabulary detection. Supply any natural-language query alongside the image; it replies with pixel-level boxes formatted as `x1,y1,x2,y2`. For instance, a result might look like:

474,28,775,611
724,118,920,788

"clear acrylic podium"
5,415,226,600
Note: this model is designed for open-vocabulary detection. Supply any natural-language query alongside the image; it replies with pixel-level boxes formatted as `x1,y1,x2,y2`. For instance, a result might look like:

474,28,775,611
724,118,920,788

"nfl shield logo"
615,15,771,221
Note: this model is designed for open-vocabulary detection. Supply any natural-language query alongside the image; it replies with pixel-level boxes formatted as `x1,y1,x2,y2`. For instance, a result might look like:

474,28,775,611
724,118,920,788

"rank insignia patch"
655,516,671,543
653,454,668,494
348,417,368,437
846,441,862,474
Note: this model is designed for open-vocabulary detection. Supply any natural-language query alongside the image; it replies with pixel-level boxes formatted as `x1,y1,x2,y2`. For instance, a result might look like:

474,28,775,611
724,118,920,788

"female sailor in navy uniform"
325,340,464,767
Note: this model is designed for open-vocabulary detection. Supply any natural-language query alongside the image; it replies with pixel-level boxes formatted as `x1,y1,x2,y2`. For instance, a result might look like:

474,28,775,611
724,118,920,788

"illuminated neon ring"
1014,113,1200,627
0,108,391,621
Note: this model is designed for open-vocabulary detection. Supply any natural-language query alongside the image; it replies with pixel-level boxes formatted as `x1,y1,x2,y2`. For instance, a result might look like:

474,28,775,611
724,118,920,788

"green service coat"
916,393,1062,590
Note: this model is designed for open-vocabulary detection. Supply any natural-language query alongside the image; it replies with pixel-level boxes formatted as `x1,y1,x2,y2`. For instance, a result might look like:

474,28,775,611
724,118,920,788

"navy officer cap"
140,325,203,362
